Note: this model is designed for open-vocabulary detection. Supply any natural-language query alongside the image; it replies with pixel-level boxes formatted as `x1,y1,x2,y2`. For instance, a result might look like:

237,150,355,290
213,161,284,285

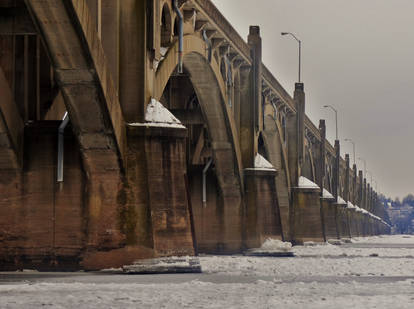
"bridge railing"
194,0,252,64
197,0,353,180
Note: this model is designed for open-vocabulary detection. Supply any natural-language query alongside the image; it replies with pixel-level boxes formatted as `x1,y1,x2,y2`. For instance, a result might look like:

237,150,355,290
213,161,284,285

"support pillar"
352,164,357,205
358,170,363,207
344,154,350,202
316,120,326,190
119,0,148,122
288,83,305,188
244,168,282,248
333,140,340,199
241,26,262,168
362,178,367,209
101,0,120,89
126,124,195,257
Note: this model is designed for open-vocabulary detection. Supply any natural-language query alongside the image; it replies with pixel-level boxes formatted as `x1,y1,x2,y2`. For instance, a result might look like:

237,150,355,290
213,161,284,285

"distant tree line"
380,194,414,234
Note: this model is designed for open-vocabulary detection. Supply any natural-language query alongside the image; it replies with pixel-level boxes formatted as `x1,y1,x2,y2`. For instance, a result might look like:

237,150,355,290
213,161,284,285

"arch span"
155,35,243,198
155,36,244,252
262,115,291,239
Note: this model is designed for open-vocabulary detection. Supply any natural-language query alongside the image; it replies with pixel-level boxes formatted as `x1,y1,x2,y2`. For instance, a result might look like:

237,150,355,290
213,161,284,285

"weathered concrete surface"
244,169,283,248
336,204,351,239
127,125,195,257
321,198,339,240
0,122,84,270
0,66,24,169
291,188,325,244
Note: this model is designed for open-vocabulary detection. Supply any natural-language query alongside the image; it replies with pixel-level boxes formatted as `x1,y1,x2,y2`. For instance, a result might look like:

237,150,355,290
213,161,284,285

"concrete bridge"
0,0,390,270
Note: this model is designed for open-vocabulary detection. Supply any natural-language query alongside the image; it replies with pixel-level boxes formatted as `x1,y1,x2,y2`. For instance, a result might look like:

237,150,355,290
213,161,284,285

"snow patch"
259,238,293,252
298,176,320,189
347,201,356,209
128,98,185,129
123,256,201,274
254,154,276,170
336,196,347,205
322,188,334,199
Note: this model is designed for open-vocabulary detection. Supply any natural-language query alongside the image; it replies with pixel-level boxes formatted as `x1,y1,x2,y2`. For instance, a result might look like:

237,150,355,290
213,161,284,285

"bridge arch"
262,115,291,239
155,35,244,253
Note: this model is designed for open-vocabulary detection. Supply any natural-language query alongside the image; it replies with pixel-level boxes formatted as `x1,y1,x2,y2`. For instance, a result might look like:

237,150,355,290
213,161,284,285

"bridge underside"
0,0,390,270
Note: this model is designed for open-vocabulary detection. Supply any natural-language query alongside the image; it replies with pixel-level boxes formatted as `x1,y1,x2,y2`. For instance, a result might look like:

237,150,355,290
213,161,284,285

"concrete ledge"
292,187,320,193
127,124,187,138
244,168,278,177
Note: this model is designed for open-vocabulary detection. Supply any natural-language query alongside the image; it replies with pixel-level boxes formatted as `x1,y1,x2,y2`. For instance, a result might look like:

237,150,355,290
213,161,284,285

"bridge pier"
321,194,339,240
348,209,360,237
126,124,195,257
291,183,325,244
244,166,282,248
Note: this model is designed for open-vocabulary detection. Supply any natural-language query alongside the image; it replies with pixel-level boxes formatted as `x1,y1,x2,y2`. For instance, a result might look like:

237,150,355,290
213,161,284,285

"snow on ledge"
298,176,320,189
347,201,356,209
354,206,363,213
245,154,276,172
322,188,334,199
128,98,185,129
336,196,347,205
255,154,275,169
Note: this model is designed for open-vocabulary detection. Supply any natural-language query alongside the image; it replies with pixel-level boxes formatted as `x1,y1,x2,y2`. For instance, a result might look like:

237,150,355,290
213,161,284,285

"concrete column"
358,170,363,207
240,26,262,169
127,125,195,257
295,83,305,172
333,140,340,199
352,164,357,204
244,168,282,248
362,178,367,209
86,0,100,34
367,184,371,212
101,0,120,89
239,64,255,168
287,83,305,187
247,26,262,133
316,120,326,191
119,0,147,122
344,154,350,202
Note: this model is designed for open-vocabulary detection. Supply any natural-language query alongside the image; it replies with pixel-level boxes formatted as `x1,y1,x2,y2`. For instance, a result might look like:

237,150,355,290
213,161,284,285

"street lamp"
344,138,356,165
323,105,338,140
358,157,367,178
281,32,302,83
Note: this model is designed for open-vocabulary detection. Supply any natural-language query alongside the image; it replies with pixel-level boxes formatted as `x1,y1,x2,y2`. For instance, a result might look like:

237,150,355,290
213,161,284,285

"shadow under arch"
261,115,291,240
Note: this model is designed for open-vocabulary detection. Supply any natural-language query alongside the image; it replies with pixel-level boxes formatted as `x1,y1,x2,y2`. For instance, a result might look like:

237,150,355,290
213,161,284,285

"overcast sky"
211,0,414,199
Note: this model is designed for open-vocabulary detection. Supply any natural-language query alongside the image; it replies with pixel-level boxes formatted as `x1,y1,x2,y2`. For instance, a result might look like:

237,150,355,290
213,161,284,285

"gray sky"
212,0,414,199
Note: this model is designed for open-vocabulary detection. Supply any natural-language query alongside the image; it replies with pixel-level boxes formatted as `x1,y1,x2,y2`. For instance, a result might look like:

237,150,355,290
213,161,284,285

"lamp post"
344,138,356,165
323,105,338,140
281,32,302,83
358,157,367,178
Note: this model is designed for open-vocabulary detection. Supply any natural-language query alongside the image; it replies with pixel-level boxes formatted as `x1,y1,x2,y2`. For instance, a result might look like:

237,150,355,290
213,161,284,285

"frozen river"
1,235,414,308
